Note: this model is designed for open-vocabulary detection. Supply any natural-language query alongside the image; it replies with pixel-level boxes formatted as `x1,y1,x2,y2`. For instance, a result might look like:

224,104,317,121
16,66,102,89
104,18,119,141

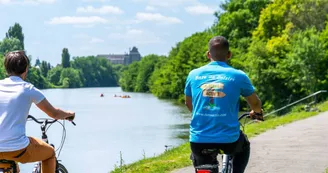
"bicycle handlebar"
238,113,250,121
27,115,76,126
27,115,57,124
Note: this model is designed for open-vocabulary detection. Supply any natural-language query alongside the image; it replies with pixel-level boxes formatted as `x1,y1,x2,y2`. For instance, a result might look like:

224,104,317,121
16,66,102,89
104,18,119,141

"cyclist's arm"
239,72,262,113
185,96,192,112
184,73,193,112
245,92,262,113
36,98,74,120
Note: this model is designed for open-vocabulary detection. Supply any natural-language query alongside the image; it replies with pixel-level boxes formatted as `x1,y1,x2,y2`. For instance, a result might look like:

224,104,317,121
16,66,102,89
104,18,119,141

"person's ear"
21,66,29,80
206,51,211,60
227,51,232,60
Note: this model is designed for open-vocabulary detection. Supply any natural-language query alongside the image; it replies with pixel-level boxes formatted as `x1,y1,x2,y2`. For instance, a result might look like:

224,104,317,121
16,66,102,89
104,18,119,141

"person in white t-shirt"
0,50,75,173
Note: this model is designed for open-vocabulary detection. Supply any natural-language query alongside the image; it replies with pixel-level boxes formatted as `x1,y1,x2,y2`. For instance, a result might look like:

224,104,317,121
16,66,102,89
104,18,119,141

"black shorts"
190,131,250,166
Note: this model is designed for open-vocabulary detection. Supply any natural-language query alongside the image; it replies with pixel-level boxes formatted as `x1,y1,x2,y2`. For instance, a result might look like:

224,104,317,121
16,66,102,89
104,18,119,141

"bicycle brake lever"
71,121,76,126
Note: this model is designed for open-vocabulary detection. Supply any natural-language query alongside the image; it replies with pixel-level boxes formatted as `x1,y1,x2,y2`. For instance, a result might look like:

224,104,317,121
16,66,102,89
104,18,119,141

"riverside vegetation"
119,0,328,111
113,0,328,172
0,23,123,89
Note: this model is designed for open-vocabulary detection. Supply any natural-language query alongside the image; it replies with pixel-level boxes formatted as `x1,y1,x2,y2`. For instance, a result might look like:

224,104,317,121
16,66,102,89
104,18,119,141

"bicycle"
194,112,263,173
0,115,76,173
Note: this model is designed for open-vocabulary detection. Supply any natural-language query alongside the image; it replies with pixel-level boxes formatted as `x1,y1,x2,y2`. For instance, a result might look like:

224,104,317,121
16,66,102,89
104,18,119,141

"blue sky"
0,0,223,65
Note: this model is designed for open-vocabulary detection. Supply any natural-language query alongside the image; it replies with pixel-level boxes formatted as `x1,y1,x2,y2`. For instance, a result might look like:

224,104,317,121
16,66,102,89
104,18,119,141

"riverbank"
110,100,328,173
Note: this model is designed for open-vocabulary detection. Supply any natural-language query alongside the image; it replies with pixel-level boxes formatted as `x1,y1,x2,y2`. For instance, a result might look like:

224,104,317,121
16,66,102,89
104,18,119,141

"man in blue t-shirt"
184,36,263,173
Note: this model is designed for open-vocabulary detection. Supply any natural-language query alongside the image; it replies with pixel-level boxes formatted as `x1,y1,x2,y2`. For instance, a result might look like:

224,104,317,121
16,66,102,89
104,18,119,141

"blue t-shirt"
184,61,255,143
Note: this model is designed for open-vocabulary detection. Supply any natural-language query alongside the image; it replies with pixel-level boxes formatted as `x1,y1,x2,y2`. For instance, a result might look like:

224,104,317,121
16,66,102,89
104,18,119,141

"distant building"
96,46,141,65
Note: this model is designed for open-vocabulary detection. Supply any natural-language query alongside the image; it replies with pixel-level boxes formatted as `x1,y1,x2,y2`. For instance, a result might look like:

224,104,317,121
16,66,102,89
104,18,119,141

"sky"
0,0,223,65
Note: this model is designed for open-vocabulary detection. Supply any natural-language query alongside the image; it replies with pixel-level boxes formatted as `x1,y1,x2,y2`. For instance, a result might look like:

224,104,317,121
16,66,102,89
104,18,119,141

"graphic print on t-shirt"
200,82,226,111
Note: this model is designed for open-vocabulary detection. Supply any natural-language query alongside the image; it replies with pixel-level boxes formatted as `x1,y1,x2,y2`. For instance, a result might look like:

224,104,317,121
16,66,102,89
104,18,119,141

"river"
19,87,191,173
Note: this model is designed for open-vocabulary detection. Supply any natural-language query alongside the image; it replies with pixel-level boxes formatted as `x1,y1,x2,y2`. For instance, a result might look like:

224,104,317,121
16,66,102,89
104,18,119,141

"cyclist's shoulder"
229,68,249,78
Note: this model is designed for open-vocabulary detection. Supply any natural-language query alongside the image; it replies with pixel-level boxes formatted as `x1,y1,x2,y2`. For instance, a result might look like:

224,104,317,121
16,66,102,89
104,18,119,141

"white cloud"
109,29,164,44
90,37,105,43
135,12,182,24
77,5,123,14
0,0,11,4
0,0,56,5
185,4,216,15
145,5,156,11
47,16,108,25
132,0,198,7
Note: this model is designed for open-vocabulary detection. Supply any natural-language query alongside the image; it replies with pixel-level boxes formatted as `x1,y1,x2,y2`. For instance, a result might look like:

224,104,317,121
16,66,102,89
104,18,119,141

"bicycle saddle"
195,164,219,169
0,160,18,173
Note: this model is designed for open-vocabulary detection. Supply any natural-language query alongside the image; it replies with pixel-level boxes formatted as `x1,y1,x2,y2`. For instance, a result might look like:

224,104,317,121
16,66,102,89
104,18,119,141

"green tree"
40,60,50,77
6,23,24,49
0,55,5,79
119,62,139,91
0,38,23,54
59,68,82,88
71,56,118,87
47,66,63,86
283,28,328,95
134,55,165,92
26,67,51,89
61,48,70,68
35,58,41,67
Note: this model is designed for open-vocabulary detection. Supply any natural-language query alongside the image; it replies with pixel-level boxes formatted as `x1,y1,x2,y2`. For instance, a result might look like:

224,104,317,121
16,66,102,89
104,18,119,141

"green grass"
325,168,328,173
111,100,328,173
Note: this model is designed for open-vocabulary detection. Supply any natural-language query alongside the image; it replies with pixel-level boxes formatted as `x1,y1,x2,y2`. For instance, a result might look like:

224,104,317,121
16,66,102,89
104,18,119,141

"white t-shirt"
0,76,45,152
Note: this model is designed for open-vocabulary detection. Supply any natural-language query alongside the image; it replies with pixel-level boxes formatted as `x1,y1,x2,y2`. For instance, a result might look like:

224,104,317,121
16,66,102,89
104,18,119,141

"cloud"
47,16,108,25
145,5,156,11
109,29,164,44
132,0,198,7
135,12,182,24
77,5,123,14
90,37,105,43
185,4,216,15
0,0,56,4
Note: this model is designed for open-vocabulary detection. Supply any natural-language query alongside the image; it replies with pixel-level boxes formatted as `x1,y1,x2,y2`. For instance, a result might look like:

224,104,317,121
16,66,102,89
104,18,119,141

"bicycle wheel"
57,163,68,173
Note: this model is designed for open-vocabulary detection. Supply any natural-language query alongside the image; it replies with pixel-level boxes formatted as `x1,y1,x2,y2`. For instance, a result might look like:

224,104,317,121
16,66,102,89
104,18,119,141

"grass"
111,100,328,173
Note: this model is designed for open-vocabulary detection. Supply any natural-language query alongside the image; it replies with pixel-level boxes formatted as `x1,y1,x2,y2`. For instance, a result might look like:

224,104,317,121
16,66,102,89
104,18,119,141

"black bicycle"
194,112,262,173
0,115,75,173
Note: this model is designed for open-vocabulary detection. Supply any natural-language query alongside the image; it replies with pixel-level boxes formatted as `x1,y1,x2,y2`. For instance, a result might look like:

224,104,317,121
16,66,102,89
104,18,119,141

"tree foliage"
6,23,24,50
61,48,70,68
120,0,328,111
0,38,23,54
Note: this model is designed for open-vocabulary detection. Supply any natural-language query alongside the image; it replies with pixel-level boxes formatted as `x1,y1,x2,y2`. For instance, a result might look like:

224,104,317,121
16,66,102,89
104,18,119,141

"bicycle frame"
27,115,74,173
28,115,58,173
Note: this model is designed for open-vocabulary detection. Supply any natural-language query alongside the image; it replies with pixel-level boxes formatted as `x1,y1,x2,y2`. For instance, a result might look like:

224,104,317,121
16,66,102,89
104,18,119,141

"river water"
19,87,191,173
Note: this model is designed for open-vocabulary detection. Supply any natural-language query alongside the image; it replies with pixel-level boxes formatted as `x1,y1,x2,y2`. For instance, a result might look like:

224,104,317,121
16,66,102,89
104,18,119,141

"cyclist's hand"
250,109,264,121
65,111,75,121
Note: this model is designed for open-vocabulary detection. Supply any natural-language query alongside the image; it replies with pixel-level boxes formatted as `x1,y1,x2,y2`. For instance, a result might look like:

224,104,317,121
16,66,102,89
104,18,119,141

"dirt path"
172,112,328,173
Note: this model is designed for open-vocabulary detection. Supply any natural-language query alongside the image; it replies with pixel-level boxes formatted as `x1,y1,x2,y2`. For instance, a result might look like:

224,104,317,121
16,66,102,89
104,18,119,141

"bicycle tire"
57,163,68,173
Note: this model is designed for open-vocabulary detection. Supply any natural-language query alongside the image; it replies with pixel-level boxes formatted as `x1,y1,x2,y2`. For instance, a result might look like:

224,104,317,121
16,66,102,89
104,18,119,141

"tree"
47,66,63,86
0,55,5,79
40,60,50,77
35,58,41,67
0,38,23,54
59,68,82,88
6,23,24,50
61,48,70,68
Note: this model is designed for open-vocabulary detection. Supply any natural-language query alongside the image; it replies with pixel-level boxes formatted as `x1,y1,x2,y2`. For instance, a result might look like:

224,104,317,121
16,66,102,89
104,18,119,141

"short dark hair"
4,50,30,75
208,36,230,61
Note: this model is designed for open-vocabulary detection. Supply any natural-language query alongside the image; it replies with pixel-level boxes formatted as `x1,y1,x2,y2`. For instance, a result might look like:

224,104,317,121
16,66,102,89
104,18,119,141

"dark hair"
208,36,230,61
4,50,30,75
